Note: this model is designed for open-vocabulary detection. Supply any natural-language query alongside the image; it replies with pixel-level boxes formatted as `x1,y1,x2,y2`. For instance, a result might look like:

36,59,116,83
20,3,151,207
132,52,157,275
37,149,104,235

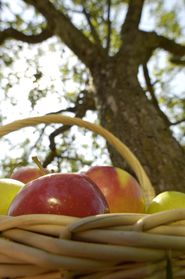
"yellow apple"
0,178,25,215
147,191,185,213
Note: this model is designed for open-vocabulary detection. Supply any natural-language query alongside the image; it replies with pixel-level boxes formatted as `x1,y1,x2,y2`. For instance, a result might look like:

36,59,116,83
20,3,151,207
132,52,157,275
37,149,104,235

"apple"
147,191,185,213
0,178,25,215
84,166,145,213
8,173,109,217
10,166,47,183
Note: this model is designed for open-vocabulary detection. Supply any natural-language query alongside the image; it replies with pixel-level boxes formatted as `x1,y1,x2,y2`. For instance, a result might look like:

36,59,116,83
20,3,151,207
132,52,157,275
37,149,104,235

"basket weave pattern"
0,115,184,279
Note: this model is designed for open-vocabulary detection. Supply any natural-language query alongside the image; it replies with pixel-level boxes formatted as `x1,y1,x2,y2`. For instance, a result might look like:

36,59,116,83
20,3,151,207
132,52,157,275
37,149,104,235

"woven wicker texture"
0,114,184,279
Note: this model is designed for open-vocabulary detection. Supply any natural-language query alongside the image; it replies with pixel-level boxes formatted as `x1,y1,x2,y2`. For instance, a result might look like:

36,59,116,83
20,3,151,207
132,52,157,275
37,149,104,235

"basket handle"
0,114,155,206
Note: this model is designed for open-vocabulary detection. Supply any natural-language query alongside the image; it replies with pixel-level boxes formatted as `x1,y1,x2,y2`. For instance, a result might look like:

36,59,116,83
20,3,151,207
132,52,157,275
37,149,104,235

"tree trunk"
90,56,185,194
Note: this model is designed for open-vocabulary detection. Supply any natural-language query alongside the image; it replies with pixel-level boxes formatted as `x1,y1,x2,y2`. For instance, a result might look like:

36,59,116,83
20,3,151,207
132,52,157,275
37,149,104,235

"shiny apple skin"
10,167,47,183
85,166,145,213
8,173,109,217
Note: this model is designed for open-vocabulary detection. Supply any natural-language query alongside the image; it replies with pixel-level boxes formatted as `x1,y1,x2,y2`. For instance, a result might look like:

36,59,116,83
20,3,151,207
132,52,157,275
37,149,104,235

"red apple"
84,166,145,213
8,173,109,217
10,166,47,183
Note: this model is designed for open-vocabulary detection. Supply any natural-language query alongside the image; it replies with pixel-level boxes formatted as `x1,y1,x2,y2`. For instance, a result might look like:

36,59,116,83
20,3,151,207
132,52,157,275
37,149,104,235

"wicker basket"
0,114,184,279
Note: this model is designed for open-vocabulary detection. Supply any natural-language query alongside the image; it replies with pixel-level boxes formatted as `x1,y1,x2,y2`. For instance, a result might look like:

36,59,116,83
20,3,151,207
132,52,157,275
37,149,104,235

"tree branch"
43,89,96,167
157,35,185,57
82,7,102,46
170,56,185,66
105,0,112,53
142,63,171,126
127,31,185,66
143,62,185,128
121,0,145,35
24,0,105,68
143,32,185,58
0,27,53,45
170,118,185,126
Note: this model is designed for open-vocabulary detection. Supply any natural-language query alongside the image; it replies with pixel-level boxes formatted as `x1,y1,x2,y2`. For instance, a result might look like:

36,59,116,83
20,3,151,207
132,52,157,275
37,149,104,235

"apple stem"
32,156,47,175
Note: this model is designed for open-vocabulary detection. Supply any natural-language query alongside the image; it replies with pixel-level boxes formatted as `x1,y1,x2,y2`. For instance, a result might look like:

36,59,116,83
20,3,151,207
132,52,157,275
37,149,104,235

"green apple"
0,178,25,215
147,191,185,213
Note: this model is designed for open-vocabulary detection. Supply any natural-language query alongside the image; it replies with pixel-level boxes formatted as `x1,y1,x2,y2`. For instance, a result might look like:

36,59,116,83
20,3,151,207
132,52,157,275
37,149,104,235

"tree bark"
90,55,185,194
